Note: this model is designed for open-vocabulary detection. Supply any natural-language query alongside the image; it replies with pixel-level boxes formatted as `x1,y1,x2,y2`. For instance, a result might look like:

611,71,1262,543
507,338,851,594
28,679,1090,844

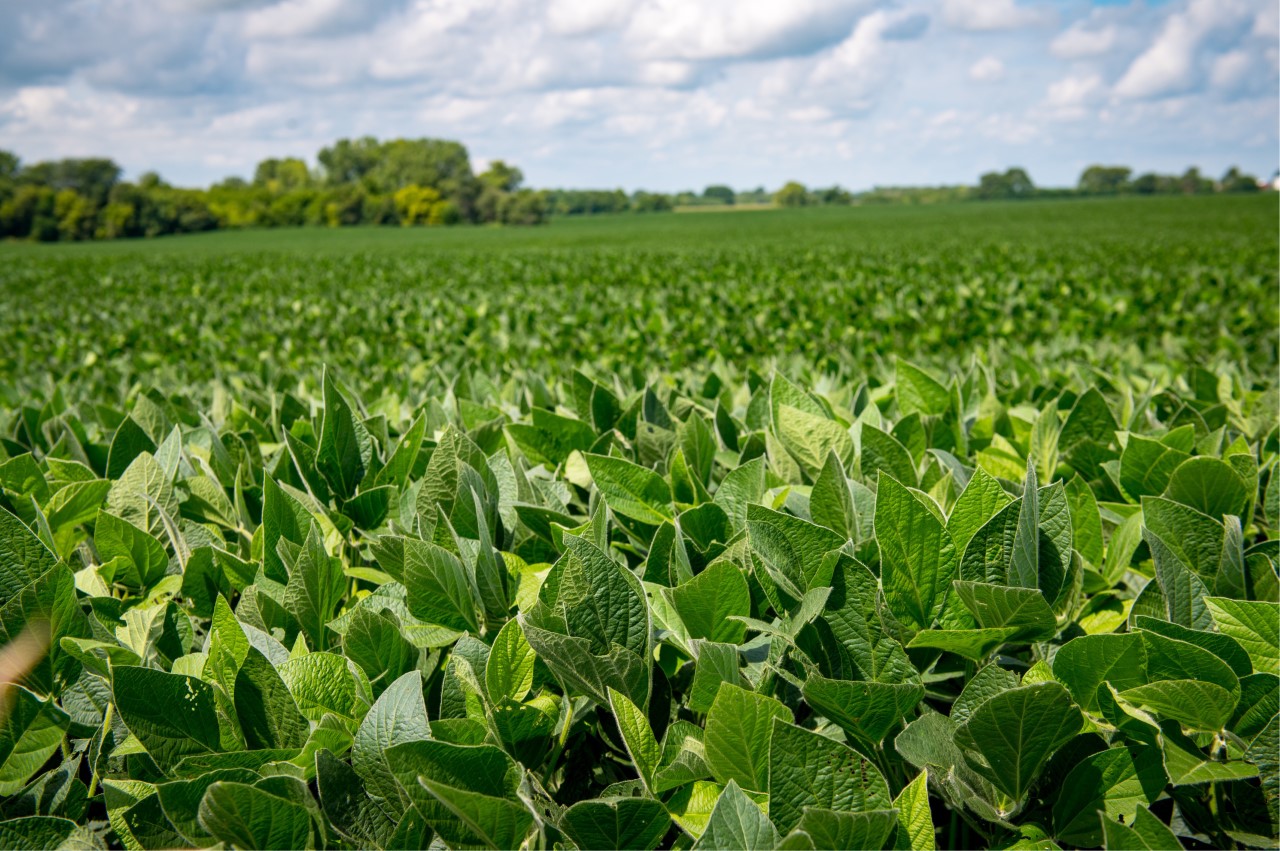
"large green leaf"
198,781,313,850
948,467,1012,556
692,780,779,851
585,453,672,525
234,646,310,750
802,676,924,748
795,807,899,851
893,770,934,851
262,476,312,585
284,522,345,651
279,651,370,726
113,666,225,773
747,503,843,603
820,555,916,682
876,473,958,633
317,367,374,500
609,687,662,795
951,581,1056,639
485,617,535,703
342,607,420,697
1051,745,1165,846
0,686,69,795
1164,456,1249,519
896,360,950,417
402,538,479,633
774,403,853,480
767,718,892,834
1205,597,1279,675
353,670,431,819
703,683,792,793
560,797,670,851
667,558,750,645
0,507,57,606
1098,805,1182,851
93,509,168,590
953,683,1083,807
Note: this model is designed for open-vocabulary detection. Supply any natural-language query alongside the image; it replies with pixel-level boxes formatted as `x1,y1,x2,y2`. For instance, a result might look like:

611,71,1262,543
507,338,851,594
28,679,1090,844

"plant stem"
87,702,114,800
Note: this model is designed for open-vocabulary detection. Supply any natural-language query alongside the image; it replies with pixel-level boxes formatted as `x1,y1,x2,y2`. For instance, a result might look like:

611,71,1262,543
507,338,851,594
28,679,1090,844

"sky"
0,0,1275,192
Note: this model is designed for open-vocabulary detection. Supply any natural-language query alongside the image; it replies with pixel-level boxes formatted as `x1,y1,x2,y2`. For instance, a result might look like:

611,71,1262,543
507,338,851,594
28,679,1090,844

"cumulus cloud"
1115,0,1260,100
0,0,1274,191
625,0,876,62
969,56,1005,82
1050,23,1117,59
1045,73,1105,120
941,0,1052,32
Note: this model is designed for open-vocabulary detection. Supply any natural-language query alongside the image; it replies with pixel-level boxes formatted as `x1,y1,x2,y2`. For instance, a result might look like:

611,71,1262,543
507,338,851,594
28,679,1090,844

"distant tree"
18,158,121,206
975,168,1034,200
703,184,735,204
0,150,18,181
499,190,548,225
479,160,523,193
139,171,168,191
317,137,382,186
1220,166,1260,193
544,189,630,216
815,185,853,205
1078,165,1132,195
0,185,56,239
632,191,673,213
774,181,810,207
1178,167,1214,195
55,189,95,240
254,158,311,192
394,184,443,226
1131,172,1161,194
1004,168,1034,197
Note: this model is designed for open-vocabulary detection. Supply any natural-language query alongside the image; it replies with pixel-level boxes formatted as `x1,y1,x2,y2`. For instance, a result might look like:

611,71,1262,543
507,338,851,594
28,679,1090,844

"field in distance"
2,195,1275,406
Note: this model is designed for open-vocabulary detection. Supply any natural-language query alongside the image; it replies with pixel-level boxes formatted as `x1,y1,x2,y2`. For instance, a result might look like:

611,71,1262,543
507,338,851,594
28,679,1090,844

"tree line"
0,138,548,242
773,164,1268,208
0,140,1271,242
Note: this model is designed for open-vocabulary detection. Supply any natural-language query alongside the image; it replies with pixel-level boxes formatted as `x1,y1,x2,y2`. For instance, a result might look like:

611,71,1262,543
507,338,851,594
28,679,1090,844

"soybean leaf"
585,453,672,525
560,797,670,851
198,781,313,851
876,473,958,633
768,718,892,835
893,770,934,851
353,670,432,820
692,780,779,851
1051,745,1165,847
953,682,1083,806
608,687,662,795
1205,597,1279,675
112,666,223,774
704,683,792,793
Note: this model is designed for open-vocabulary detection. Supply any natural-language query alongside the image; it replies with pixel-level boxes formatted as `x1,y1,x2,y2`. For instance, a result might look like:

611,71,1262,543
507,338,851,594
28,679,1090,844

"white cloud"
1050,23,1117,59
941,0,1051,32
546,0,634,36
1115,0,1258,100
625,0,876,61
1047,73,1104,112
969,56,1004,82
0,0,1275,193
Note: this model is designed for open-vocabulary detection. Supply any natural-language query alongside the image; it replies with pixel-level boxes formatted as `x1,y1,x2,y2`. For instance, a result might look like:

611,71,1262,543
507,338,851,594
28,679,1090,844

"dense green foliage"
0,198,1276,850
2,197,1276,404
0,139,550,242
2,138,1268,243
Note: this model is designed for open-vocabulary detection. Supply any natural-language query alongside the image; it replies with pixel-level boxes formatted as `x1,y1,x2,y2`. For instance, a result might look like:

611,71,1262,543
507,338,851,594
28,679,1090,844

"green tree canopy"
774,181,810,207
